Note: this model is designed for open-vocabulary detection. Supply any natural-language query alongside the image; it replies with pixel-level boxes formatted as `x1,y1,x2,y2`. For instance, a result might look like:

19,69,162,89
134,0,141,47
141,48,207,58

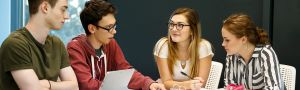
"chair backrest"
204,61,223,90
280,64,296,90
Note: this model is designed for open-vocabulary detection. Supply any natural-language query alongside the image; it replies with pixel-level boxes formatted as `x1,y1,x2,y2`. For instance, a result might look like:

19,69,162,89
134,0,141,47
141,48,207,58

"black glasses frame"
168,22,190,31
93,24,117,32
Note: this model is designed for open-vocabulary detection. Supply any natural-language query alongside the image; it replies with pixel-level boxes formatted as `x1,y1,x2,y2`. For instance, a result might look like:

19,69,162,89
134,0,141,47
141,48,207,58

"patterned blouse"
224,45,285,90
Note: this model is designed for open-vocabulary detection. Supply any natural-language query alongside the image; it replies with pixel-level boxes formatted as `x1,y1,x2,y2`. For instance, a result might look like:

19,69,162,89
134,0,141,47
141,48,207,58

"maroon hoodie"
67,34,154,90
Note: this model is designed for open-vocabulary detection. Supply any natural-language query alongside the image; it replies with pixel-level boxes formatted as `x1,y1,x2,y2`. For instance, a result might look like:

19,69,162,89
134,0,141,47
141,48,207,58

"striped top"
224,45,285,90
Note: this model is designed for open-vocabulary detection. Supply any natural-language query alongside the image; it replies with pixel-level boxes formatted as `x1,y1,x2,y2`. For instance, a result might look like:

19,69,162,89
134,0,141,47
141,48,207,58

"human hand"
183,80,201,90
150,82,166,90
193,77,204,87
225,84,244,90
39,79,50,89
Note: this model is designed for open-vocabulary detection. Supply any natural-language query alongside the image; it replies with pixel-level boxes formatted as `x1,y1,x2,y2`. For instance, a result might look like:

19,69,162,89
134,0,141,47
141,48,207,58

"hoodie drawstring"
91,50,107,79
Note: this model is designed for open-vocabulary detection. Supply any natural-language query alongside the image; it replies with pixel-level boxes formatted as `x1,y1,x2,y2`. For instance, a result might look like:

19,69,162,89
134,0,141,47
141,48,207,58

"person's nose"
222,41,225,47
64,11,70,20
170,26,178,31
111,28,117,35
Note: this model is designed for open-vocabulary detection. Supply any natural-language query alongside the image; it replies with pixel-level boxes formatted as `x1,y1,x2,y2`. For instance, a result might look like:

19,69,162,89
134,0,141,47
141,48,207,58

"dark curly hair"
80,0,116,35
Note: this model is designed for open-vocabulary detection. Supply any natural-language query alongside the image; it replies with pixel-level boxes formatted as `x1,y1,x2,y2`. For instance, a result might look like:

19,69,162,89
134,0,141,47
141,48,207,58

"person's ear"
40,1,50,14
241,36,248,43
88,24,96,34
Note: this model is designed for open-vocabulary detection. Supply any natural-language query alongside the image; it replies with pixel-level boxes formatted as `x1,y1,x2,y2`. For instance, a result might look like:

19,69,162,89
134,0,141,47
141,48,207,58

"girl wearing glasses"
222,13,285,90
153,7,214,89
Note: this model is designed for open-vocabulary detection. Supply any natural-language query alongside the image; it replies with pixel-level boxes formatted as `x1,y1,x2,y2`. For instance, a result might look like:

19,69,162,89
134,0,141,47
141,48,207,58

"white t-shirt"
153,38,214,81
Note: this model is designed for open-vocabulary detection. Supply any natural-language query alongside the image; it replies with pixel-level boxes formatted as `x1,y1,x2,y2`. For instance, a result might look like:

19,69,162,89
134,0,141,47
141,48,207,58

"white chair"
204,61,223,90
280,64,296,90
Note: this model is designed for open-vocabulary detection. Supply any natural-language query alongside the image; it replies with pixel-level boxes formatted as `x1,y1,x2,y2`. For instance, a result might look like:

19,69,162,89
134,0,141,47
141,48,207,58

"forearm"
39,87,50,90
49,80,78,90
12,69,49,90
128,71,154,90
164,80,177,89
164,80,190,89
19,86,48,90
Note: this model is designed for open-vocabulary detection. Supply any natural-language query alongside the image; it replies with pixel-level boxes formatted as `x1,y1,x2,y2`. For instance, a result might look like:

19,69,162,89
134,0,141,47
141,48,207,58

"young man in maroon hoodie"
67,0,166,90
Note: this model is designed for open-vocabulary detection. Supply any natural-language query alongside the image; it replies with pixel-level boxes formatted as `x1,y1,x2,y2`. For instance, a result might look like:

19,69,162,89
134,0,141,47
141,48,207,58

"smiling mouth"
172,34,180,36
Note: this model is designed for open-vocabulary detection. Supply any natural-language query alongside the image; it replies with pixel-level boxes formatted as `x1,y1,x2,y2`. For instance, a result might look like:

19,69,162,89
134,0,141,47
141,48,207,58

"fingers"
190,80,202,89
159,84,167,90
193,77,204,88
150,83,166,90
193,77,205,83
155,83,164,90
150,83,156,90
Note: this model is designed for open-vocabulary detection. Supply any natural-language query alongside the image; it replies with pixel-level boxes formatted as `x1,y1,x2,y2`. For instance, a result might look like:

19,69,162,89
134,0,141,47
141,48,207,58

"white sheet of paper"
100,69,135,90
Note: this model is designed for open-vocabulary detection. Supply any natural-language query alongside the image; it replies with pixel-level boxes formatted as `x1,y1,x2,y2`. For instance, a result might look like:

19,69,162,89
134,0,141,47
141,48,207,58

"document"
100,69,135,90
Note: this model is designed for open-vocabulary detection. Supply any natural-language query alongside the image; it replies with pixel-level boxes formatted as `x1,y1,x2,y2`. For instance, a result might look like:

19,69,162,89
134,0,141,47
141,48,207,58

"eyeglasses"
94,24,117,32
168,22,190,31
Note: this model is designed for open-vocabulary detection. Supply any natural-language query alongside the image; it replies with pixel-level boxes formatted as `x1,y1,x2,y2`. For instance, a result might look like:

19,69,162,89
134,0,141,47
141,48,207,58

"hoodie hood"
70,34,97,57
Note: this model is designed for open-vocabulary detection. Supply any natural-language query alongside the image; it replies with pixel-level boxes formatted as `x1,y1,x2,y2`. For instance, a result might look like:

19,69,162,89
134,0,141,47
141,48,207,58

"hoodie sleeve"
107,39,155,90
67,40,101,90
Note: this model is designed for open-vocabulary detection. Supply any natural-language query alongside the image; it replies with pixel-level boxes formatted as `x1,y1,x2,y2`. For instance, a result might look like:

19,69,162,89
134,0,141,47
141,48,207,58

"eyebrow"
104,22,117,27
63,6,68,9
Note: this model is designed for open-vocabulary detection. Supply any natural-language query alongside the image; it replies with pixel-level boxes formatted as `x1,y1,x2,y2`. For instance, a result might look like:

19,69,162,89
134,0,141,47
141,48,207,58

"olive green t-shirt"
0,28,70,90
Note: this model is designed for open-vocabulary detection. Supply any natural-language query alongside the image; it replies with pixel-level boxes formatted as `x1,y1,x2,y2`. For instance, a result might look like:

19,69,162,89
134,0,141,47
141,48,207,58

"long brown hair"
223,13,270,45
167,7,202,78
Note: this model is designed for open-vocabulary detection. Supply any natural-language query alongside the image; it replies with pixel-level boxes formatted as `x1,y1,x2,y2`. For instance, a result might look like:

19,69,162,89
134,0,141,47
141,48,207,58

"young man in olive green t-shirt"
0,0,78,90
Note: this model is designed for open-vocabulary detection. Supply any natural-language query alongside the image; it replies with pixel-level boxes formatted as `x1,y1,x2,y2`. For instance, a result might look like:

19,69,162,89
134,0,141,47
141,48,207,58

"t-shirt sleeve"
153,38,168,59
199,39,214,59
0,37,32,72
57,38,70,69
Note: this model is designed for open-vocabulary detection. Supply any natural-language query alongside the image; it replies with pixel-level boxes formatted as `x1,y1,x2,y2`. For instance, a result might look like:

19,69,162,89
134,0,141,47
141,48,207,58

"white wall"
0,0,10,44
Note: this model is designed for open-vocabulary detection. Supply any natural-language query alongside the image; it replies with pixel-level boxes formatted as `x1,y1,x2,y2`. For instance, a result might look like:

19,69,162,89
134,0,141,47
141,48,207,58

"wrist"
182,80,191,89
